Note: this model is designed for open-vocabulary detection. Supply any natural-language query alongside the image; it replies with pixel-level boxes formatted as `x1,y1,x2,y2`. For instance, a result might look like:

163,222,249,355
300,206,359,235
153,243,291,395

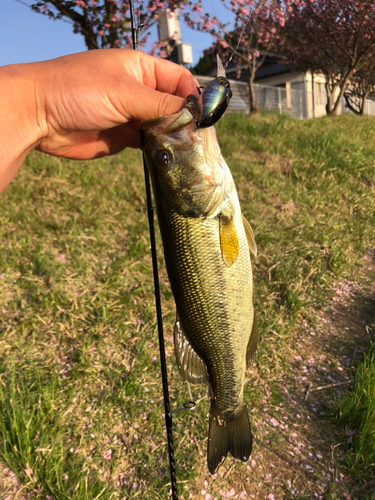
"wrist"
0,62,47,193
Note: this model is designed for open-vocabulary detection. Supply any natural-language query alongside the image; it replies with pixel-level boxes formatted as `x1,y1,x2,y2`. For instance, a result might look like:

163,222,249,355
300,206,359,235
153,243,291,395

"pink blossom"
219,489,236,498
25,466,33,476
270,417,279,427
103,449,112,460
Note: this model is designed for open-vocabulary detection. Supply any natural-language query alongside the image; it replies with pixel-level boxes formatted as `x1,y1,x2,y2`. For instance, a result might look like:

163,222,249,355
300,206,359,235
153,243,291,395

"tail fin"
207,404,252,474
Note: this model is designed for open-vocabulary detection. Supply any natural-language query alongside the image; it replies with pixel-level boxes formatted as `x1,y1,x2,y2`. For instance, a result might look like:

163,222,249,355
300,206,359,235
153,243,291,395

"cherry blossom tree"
184,0,286,112
25,0,186,53
283,0,375,115
344,57,375,115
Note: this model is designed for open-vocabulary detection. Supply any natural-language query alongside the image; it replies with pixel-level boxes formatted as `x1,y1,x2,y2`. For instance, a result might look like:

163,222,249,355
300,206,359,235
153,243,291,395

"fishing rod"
128,1,179,498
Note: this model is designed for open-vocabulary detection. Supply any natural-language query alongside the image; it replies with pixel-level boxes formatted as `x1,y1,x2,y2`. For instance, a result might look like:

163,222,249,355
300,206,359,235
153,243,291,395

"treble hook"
169,400,197,416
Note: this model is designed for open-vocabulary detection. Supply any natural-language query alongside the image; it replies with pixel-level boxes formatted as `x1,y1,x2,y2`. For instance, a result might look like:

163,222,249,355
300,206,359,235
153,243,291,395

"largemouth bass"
142,107,258,474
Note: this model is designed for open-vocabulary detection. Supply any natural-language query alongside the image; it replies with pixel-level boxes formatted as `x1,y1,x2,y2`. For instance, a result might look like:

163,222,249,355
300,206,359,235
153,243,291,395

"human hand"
0,49,198,192
34,49,199,156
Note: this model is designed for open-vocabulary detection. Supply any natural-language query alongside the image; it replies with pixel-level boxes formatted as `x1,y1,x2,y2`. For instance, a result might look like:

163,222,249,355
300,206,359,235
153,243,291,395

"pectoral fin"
219,215,239,267
246,312,259,367
174,314,209,384
242,215,257,258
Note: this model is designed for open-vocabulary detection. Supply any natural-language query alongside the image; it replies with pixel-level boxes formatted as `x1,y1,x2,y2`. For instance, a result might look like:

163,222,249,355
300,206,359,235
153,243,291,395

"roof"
194,53,298,83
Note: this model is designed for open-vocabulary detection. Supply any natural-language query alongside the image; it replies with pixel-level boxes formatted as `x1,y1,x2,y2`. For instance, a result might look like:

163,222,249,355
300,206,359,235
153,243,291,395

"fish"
141,105,258,474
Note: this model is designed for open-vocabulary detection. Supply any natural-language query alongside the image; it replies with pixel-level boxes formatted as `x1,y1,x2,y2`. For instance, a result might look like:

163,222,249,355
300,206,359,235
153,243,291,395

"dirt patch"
277,200,300,217
0,467,21,500
189,249,375,499
233,151,293,175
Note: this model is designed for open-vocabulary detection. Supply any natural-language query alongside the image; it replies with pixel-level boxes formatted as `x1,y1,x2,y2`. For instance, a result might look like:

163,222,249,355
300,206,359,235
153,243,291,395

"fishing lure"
198,54,233,129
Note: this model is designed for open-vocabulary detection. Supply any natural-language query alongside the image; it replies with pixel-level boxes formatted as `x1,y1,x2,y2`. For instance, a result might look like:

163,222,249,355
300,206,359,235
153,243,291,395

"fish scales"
142,107,258,473
160,210,253,418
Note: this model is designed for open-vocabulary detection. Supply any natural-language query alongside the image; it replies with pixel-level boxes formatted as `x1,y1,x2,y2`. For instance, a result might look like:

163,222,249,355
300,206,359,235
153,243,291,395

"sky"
0,0,226,67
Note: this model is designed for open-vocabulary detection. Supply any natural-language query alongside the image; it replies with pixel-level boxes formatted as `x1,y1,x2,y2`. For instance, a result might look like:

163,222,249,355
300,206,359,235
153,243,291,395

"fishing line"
128,1,178,498
224,2,255,70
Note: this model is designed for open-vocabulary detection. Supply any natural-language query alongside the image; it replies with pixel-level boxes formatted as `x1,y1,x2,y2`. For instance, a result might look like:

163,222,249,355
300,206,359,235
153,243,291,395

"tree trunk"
248,56,259,113
324,71,353,116
343,89,370,115
344,93,361,115
248,77,259,113
331,74,352,115
360,89,370,115
325,89,335,115
104,0,119,48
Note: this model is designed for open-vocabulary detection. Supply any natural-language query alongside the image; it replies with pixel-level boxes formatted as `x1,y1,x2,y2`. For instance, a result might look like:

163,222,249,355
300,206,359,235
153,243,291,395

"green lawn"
0,112,374,499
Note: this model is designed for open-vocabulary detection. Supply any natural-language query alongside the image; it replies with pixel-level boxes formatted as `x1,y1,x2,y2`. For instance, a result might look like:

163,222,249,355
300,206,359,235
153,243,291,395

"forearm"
0,63,46,193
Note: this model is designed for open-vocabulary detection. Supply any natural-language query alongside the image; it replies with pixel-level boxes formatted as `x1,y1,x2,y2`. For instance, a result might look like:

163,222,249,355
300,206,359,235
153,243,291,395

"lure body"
198,55,233,129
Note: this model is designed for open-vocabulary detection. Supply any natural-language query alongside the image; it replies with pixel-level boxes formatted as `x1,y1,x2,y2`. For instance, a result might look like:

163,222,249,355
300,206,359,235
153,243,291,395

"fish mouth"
142,109,194,136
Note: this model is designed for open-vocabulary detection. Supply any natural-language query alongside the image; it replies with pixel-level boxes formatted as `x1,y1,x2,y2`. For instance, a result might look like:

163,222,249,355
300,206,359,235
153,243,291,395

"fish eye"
157,150,171,165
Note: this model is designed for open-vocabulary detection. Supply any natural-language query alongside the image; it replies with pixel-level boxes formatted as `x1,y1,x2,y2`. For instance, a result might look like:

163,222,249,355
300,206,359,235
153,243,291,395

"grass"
329,331,375,480
0,368,111,499
1,112,375,498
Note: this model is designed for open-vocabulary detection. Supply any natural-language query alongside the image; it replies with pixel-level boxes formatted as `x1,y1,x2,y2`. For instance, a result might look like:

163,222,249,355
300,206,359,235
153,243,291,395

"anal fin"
174,314,209,384
242,215,257,258
246,311,259,367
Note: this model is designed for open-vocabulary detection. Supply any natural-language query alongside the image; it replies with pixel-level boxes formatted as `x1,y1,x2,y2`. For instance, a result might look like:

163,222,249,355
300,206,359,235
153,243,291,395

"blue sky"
1,0,226,67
